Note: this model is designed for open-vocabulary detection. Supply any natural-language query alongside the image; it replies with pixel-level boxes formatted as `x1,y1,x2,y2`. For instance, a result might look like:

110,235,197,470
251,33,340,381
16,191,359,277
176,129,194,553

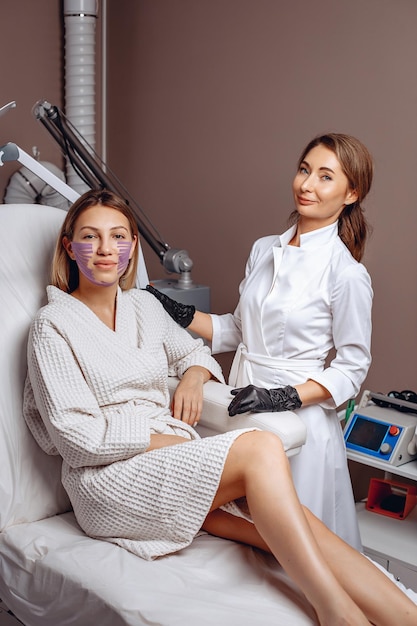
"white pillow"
0,204,71,530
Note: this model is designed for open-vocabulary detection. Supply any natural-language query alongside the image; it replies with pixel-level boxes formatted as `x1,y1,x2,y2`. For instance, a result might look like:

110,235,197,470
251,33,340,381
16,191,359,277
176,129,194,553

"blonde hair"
51,189,140,292
290,133,374,261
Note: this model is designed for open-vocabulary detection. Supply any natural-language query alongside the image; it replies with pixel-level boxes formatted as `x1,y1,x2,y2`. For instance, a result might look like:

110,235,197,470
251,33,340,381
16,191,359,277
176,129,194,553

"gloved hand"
145,284,195,328
228,384,302,417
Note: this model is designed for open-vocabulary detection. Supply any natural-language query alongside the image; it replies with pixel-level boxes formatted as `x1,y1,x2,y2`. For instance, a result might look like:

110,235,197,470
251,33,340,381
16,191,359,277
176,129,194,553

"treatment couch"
0,202,319,625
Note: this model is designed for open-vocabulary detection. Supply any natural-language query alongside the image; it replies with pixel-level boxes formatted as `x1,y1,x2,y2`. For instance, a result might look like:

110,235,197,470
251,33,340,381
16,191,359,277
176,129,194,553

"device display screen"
347,416,389,451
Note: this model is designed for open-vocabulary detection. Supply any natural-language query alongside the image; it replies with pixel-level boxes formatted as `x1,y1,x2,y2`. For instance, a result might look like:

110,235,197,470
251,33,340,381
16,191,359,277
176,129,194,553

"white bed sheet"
0,512,317,626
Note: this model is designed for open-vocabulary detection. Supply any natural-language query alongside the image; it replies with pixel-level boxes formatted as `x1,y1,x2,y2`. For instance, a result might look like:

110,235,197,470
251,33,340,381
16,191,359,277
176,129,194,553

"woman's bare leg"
304,507,417,626
202,430,417,625
204,507,417,626
203,430,370,626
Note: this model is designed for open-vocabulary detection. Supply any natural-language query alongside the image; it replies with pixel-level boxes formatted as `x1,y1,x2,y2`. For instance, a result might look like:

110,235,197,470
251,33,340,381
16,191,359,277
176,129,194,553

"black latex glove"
228,384,302,417
145,284,195,328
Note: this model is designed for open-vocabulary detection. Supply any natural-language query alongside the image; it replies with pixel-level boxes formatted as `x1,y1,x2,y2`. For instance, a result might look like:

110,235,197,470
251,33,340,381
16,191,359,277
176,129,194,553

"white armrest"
168,377,306,457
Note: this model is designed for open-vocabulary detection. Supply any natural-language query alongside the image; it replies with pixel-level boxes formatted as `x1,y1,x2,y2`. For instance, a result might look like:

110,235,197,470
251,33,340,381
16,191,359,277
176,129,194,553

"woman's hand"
145,285,214,341
145,285,195,327
171,366,211,426
227,380,331,416
228,385,302,416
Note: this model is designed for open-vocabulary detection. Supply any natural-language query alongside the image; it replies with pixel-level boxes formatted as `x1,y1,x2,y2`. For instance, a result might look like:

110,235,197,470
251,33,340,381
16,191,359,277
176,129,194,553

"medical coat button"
380,443,392,455
389,425,400,437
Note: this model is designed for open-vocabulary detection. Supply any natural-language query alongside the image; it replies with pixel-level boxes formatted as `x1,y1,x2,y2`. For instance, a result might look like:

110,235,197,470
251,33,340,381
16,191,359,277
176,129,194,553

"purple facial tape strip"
70,240,132,287
117,241,132,274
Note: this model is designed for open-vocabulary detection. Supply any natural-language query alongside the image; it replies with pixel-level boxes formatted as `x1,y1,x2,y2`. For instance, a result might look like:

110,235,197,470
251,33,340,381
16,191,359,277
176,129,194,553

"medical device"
344,390,417,466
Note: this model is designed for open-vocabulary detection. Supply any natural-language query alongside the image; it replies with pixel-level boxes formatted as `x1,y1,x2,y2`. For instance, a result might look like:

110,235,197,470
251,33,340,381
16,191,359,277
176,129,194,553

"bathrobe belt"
228,343,324,387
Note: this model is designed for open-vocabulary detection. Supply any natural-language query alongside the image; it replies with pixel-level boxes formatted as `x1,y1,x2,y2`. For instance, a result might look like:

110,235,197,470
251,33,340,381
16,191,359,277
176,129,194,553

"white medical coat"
211,222,373,549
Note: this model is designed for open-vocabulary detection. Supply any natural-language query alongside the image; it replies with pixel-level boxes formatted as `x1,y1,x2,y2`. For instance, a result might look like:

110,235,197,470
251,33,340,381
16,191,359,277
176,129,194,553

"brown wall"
2,0,417,397
0,1,65,190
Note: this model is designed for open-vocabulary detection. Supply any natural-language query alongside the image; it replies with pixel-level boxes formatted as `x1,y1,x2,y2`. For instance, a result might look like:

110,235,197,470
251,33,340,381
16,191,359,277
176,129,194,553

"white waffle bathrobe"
24,287,252,560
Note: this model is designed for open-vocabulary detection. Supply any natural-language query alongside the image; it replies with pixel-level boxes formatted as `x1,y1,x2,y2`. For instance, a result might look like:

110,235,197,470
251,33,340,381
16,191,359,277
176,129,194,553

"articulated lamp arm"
33,100,194,279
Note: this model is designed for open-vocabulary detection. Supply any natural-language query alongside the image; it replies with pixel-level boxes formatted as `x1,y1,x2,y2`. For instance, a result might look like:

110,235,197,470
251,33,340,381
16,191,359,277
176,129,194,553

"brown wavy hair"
289,133,373,261
51,189,140,292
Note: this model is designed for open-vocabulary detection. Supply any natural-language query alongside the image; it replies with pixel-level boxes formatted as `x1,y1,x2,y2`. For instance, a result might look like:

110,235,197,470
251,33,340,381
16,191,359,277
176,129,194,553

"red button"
389,425,400,437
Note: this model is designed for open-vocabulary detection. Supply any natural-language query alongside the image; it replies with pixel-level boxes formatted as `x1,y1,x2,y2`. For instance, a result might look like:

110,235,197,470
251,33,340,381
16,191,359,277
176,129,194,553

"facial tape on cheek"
117,241,132,274
70,242,96,282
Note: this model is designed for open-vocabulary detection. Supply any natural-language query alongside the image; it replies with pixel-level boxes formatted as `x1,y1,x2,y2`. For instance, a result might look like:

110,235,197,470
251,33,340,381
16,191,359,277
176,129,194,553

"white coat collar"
278,221,338,250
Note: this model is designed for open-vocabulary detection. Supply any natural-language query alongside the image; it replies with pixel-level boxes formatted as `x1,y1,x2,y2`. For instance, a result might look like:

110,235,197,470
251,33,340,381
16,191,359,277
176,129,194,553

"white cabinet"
347,451,417,592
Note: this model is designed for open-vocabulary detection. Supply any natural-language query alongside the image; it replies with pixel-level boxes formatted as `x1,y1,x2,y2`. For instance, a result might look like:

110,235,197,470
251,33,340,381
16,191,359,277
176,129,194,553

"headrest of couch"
0,204,71,530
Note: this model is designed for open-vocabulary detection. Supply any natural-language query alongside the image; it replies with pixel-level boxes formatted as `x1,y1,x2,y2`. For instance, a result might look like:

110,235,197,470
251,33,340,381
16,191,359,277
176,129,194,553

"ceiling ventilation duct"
64,0,98,194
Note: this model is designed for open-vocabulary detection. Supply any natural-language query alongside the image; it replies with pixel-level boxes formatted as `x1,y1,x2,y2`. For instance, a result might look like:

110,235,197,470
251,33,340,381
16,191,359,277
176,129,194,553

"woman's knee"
214,431,288,508
233,430,286,465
